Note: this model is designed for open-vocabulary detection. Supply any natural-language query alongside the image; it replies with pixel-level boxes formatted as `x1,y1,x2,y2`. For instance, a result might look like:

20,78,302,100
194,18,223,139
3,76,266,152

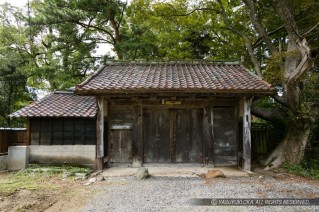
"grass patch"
27,165,91,176
0,165,91,194
282,160,319,180
0,171,54,194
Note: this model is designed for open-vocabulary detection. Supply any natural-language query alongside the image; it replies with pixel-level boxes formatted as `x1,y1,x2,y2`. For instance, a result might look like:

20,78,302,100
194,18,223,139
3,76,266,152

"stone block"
7,146,29,170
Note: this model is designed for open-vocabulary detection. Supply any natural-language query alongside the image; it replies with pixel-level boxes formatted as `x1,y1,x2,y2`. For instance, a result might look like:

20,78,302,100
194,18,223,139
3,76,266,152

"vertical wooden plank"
242,97,252,171
30,119,40,145
132,106,139,161
96,97,104,170
132,106,143,167
192,109,203,163
169,110,177,162
203,107,212,165
26,119,31,145
138,107,143,164
157,109,170,162
174,109,203,163
143,109,153,163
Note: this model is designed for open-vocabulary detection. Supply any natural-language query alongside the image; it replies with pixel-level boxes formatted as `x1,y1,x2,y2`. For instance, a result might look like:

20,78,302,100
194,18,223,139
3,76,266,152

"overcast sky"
0,0,28,7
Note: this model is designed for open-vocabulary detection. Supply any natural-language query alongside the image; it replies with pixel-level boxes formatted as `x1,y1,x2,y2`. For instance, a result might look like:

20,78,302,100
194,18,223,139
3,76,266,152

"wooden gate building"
75,61,274,171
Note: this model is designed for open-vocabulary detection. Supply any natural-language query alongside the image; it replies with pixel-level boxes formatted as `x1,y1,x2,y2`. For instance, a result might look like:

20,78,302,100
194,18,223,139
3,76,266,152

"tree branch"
302,22,319,37
286,38,315,84
117,2,127,29
253,26,284,49
251,106,289,121
274,0,300,40
243,0,278,54
155,8,215,17
217,0,263,78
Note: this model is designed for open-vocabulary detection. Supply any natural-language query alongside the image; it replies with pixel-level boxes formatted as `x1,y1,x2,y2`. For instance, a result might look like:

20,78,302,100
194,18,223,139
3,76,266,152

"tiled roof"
75,62,274,94
9,91,96,118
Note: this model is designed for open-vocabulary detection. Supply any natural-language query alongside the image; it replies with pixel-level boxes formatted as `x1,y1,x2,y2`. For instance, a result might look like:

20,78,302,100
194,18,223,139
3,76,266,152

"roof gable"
75,62,273,94
9,91,97,118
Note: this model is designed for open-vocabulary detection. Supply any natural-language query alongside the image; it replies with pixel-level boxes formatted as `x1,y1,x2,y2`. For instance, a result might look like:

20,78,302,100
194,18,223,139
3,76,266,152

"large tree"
0,3,32,126
30,0,127,89
125,0,242,60
212,0,319,168
252,0,319,168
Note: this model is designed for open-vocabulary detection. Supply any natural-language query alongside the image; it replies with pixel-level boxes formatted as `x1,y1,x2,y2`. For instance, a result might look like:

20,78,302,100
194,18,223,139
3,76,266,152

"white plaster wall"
29,145,96,169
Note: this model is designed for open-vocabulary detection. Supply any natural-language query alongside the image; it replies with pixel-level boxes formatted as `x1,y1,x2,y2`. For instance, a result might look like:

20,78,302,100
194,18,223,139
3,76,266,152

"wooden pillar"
242,97,252,171
96,97,104,170
132,106,143,167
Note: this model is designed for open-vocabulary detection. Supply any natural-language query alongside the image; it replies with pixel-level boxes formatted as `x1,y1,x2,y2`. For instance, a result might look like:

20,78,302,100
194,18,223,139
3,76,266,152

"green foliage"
0,170,55,194
263,53,284,85
0,165,91,194
29,0,129,89
302,70,319,103
282,160,319,180
124,0,222,60
0,4,32,127
27,165,91,176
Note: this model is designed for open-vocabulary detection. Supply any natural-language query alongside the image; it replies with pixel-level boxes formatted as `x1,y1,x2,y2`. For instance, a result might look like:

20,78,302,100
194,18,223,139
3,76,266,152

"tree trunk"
264,117,312,169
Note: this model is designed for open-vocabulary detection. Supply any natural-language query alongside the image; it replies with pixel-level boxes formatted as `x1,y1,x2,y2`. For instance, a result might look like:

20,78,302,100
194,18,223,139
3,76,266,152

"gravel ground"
80,173,319,212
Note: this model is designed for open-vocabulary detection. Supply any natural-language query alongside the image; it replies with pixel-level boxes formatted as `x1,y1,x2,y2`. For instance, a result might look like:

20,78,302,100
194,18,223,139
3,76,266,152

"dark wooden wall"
30,118,96,145
0,129,27,153
106,98,239,166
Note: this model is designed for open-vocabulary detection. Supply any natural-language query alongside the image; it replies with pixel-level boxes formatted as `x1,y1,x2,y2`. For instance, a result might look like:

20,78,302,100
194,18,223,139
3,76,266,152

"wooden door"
143,108,203,163
109,129,132,163
213,107,237,166
143,109,170,162
174,109,203,163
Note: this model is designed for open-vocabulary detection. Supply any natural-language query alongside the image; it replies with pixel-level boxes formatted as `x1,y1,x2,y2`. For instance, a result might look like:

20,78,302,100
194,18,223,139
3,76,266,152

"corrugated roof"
75,62,274,94
9,91,96,118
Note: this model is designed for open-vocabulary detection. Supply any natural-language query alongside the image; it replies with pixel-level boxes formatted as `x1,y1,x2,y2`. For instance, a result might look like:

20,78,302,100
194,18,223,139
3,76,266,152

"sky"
0,0,28,7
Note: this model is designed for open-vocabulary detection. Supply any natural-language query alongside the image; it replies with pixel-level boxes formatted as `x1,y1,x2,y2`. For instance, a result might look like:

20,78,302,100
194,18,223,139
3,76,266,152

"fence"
0,128,27,154
251,123,270,158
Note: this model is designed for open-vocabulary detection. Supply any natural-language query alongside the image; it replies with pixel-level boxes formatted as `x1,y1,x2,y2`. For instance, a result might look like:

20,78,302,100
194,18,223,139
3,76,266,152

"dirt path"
80,170,319,212
0,170,93,212
1,168,318,211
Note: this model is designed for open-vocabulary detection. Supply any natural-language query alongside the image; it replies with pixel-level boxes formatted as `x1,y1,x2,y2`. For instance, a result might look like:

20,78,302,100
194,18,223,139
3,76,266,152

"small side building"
9,91,97,168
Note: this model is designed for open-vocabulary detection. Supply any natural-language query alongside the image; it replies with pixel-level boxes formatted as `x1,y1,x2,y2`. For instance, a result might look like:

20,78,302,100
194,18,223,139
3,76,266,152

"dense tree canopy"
0,4,32,126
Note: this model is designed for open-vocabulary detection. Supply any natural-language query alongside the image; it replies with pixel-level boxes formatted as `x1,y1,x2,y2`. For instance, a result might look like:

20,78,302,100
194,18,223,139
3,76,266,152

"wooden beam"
242,97,253,171
96,97,104,170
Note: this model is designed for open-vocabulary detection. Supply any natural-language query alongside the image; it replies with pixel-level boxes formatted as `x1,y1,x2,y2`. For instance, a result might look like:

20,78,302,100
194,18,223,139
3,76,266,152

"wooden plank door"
109,129,132,163
213,107,237,166
143,109,170,163
174,109,203,163
144,108,203,163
